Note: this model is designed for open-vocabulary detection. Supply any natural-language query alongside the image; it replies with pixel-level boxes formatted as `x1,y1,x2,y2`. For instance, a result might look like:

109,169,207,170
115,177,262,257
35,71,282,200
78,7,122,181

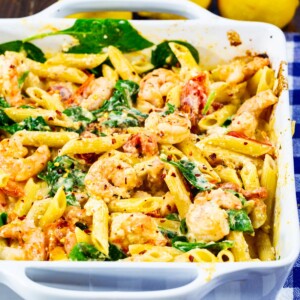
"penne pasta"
164,165,191,218
26,87,64,111
261,154,277,233
85,198,109,256
108,46,141,83
26,58,88,84
46,53,108,69
227,231,251,262
108,197,164,214
198,134,274,157
13,131,79,148
39,186,67,227
59,134,130,155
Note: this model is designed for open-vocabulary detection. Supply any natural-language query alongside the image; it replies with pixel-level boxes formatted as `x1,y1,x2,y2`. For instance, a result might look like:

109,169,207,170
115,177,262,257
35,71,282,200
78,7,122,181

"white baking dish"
0,0,299,299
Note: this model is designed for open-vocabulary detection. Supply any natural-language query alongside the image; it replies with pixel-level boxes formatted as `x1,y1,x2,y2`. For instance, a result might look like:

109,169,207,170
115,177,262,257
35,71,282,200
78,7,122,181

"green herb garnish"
0,212,8,227
151,40,199,68
0,116,51,134
69,243,106,261
0,40,46,62
24,19,153,54
227,209,254,233
38,155,86,206
202,91,216,115
162,103,176,116
172,240,234,253
161,155,214,191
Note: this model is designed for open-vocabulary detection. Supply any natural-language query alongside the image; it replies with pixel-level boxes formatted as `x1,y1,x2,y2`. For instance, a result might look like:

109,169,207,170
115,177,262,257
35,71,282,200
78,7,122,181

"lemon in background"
67,0,212,20
138,0,211,20
67,12,133,19
218,0,299,28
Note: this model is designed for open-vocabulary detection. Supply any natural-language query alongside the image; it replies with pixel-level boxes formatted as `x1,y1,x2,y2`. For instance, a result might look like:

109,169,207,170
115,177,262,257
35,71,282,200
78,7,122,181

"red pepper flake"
189,255,194,262
112,138,116,144
171,172,176,177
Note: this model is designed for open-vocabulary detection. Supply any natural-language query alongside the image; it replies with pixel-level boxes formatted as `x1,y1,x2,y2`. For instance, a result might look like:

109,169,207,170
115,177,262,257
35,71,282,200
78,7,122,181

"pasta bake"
0,19,278,263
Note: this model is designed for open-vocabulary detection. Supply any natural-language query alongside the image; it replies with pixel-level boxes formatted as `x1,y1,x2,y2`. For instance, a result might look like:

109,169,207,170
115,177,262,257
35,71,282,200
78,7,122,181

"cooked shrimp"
180,72,209,130
229,90,278,138
0,145,50,181
63,206,92,226
218,182,267,200
0,137,28,158
80,77,114,110
213,56,270,84
145,111,191,144
123,133,159,157
44,218,77,256
137,68,180,113
0,219,45,260
85,157,142,201
134,157,166,194
109,213,167,251
0,180,25,198
0,52,29,106
186,188,242,242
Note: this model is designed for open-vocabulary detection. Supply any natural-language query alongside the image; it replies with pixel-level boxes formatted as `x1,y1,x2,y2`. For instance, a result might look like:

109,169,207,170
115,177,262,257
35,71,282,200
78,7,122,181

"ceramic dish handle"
31,0,220,20
0,263,248,300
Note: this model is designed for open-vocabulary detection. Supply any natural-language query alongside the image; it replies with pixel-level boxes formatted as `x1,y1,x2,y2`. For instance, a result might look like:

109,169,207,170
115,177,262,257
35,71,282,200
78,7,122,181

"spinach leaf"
151,40,199,68
159,227,178,239
172,240,234,253
171,235,188,244
0,40,46,63
95,80,140,114
75,222,88,230
161,155,214,191
162,103,176,116
38,155,86,206
94,80,147,128
0,212,7,227
102,111,140,128
69,242,106,261
18,71,29,88
18,105,36,109
227,209,254,233
108,243,127,261
25,19,153,54
0,98,10,108
222,116,233,127
63,106,96,126
0,116,51,134
179,218,188,235
165,213,180,222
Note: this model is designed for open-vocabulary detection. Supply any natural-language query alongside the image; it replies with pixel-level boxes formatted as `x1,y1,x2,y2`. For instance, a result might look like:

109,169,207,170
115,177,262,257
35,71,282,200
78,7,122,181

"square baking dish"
0,0,299,299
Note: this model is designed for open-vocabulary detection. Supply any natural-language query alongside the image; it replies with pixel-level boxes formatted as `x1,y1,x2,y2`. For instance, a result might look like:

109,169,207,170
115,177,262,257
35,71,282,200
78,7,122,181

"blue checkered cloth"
277,33,300,300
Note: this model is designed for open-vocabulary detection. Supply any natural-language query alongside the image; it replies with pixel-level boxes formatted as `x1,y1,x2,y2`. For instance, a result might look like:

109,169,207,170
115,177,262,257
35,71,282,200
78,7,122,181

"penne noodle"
13,131,79,148
198,134,274,157
108,197,164,214
59,134,130,155
108,46,141,83
46,53,108,69
26,58,88,84
39,186,67,227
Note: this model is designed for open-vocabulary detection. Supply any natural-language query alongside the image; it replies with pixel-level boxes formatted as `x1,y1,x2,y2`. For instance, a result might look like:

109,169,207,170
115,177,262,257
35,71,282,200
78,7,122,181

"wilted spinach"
38,155,86,206
227,209,254,233
151,40,199,68
172,240,234,253
0,40,46,62
24,19,153,54
161,155,214,191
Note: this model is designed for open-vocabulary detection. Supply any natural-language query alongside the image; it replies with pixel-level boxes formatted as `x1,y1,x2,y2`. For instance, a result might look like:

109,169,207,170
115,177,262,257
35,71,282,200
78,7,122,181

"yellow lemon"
218,0,299,28
67,12,132,19
139,0,212,20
